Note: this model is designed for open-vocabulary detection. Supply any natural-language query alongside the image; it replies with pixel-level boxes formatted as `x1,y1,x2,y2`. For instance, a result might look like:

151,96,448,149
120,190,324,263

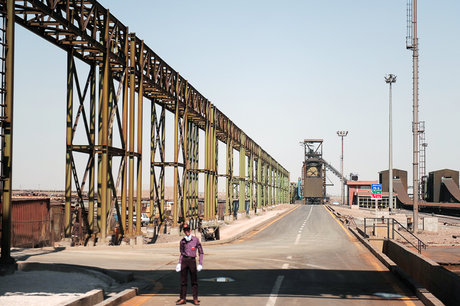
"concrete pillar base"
129,238,136,246
170,227,180,236
423,217,438,232
136,235,144,245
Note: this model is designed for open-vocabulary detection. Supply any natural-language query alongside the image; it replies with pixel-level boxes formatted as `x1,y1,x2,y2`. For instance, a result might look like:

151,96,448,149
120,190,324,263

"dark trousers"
180,257,198,299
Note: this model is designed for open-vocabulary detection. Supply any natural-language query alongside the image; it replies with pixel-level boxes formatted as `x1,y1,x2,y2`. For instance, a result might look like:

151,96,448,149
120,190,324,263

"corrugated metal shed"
0,197,52,247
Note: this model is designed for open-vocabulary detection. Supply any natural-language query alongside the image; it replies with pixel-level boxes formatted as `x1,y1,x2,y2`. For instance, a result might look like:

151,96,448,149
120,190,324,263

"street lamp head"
337,131,348,137
385,74,397,84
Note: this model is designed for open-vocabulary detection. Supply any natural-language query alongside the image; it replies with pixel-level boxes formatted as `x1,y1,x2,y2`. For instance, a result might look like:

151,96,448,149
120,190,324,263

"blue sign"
371,184,382,194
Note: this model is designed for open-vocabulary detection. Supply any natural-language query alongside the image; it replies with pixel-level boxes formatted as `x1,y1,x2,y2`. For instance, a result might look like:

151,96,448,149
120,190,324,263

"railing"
363,217,426,253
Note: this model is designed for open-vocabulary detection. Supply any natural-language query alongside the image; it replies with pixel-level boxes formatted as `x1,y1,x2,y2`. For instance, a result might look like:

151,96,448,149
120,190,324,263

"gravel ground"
0,270,111,305
331,204,460,246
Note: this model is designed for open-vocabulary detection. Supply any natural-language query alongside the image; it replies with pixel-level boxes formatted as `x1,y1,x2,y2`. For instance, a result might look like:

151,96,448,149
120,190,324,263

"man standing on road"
176,223,204,305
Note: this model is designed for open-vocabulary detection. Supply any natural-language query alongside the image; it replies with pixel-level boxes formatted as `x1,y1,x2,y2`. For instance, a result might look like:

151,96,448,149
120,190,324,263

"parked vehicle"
133,213,150,226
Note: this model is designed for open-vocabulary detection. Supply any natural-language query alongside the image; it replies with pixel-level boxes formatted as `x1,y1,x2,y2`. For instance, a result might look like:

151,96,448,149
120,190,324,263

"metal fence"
0,198,64,248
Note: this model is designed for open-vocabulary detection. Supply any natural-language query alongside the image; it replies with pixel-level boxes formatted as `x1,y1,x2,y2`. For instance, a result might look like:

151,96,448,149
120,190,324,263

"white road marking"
282,263,289,269
287,256,292,260
294,234,301,245
266,275,284,306
294,206,314,245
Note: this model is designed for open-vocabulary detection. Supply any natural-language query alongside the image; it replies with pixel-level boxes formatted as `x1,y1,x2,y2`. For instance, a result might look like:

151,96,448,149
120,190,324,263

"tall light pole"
385,74,396,212
407,0,419,232
337,131,348,206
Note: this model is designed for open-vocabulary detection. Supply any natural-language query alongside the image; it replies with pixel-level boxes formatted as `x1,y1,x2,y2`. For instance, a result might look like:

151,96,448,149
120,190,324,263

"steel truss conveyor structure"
0,0,289,259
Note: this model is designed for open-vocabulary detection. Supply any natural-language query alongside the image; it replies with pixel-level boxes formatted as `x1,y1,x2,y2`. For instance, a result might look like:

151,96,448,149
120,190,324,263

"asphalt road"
122,205,422,305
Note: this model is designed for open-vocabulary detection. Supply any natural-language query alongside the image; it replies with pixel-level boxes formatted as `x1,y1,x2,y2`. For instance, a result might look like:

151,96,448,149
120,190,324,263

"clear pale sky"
12,1,460,196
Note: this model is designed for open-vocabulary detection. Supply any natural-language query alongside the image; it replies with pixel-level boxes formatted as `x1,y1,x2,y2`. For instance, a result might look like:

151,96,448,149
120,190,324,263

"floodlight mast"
385,74,396,212
336,131,348,206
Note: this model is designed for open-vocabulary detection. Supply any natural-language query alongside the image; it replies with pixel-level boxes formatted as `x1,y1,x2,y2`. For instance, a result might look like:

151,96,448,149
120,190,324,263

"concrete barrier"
61,289,104,306
95,288,137,306
383,240,460,305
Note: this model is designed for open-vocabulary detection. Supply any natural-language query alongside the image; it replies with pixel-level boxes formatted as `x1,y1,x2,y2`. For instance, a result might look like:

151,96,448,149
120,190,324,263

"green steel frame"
0,0,290,259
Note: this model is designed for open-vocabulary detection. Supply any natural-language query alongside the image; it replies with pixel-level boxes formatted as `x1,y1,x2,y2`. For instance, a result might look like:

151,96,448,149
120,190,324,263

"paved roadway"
122,205,421,305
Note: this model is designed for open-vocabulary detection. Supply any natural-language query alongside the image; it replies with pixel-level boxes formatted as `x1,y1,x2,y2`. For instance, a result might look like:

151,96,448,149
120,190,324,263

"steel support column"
173,94,179,226
98,12,110,240
268,164,272,206
135,41,144,236
263,161,267,206
127,34,135,236
159,106,166,220
121,35,129,232
64,50,74,238
149,101,155,222
88,64,96,232
249,150,254,211
188,122,199,223
0,0,15,265
204,104,216,220
257,149,262,208
181,106,189,224
239,133,246,213
226,122,233,215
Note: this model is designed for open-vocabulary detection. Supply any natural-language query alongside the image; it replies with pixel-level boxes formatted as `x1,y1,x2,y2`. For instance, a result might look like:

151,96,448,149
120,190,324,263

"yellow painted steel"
121,33,129,233
173,80,179,226
149,101,155,222
249,151,254,211
88,64,96,233
128,34,135,236
100,11,110,240
182,106,189,224
0,0,15,263
204,104,217,220
65,50,73,237
268,164,272,206
136,41,144,236
239,133,246,213
257,148,262,208
226,122,233,215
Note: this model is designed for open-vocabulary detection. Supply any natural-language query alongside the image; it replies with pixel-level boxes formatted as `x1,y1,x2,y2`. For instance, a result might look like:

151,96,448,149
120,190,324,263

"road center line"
266,275,284,306
294,234,301,245
294,206,313,245
282,263,289,269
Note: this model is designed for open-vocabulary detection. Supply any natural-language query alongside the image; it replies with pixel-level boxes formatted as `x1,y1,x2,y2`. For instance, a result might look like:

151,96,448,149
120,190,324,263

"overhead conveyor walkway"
0,0,290,262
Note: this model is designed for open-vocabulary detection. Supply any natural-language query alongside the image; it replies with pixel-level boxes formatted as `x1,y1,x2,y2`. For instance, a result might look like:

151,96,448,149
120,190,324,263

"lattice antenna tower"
406,0,414,49
418,121,427,199
407,0,420,230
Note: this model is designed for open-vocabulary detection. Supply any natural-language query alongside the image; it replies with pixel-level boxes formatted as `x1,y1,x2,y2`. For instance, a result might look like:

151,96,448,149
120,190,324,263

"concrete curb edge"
61,289,104,306
326,205,443,306
95,288,138,306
